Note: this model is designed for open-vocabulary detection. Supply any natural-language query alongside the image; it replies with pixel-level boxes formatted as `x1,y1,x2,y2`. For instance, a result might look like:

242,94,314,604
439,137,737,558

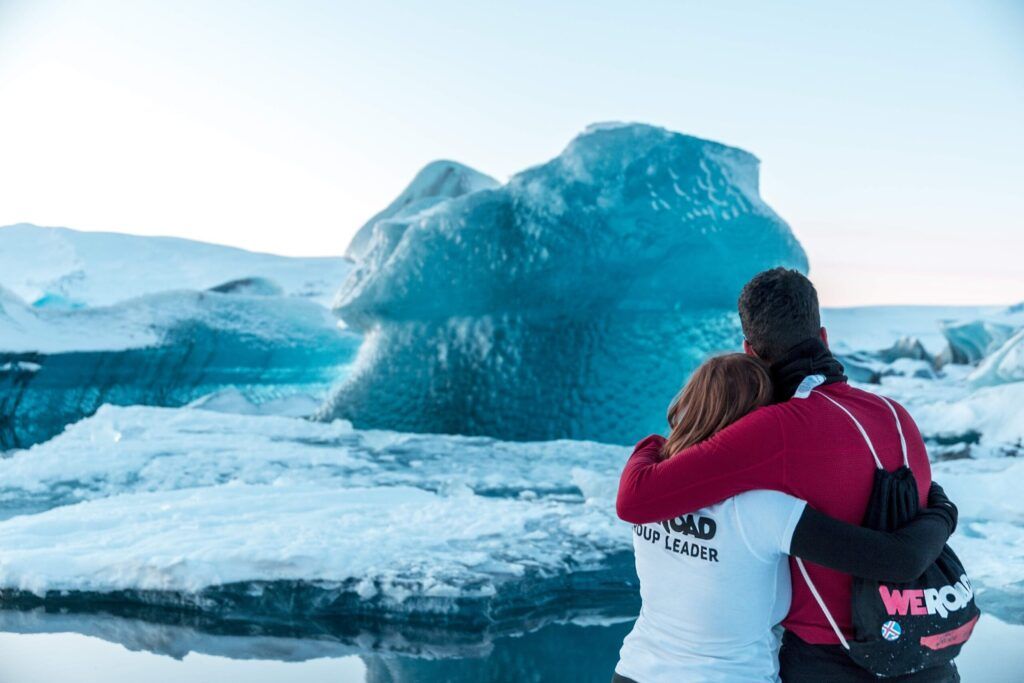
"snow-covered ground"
0,404,627,629
0,224,352,308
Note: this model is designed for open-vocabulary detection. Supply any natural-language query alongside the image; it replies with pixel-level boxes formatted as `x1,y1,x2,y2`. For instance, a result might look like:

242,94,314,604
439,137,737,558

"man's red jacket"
616,380,931,645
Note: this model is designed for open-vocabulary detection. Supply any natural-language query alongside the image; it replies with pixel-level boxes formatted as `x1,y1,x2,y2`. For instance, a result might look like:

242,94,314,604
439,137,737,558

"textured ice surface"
0,483,614,597
938,303,1024,364
345,161,500,261
0,405,633,631
0,404,624,517
0,223,351,308
0,290,359,448
323,124,807,444
969,328,1024,387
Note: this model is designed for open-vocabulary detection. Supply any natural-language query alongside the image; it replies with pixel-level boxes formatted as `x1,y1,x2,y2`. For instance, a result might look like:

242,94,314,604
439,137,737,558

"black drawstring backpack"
795,391,980,678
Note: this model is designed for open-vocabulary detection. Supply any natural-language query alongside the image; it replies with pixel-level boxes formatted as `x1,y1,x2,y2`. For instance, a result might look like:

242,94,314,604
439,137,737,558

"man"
616,268,957,682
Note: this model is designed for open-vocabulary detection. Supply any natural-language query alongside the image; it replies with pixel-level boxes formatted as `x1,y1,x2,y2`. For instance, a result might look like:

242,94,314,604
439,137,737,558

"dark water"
0,616,633,683
0,614,1019,682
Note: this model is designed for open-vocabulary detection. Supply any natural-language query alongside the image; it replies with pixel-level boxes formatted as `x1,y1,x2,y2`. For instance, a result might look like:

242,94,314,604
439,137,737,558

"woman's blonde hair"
661,353,773,459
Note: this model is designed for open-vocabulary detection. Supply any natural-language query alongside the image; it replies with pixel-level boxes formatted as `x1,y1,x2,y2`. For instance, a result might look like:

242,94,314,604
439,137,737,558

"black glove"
927,481,958,535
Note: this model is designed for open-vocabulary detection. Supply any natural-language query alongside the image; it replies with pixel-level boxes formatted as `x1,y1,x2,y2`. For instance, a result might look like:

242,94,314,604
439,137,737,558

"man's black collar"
767,337,847,403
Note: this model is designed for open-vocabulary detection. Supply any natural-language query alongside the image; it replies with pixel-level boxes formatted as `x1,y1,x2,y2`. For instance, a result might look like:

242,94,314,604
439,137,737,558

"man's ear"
819,326,829,349
743,339,760,358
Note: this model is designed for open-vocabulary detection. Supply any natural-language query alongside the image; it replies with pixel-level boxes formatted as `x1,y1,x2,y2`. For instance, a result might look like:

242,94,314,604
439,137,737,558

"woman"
613,354,956,683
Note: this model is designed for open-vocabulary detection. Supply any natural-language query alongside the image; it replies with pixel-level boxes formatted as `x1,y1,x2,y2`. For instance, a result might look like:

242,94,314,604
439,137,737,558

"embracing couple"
614,268,977,682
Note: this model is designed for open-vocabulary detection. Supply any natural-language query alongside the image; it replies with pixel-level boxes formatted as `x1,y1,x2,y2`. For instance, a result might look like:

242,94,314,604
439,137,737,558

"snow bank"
0,406,630,626
0,404,623,514
865,379,1024,457
0,482,617,598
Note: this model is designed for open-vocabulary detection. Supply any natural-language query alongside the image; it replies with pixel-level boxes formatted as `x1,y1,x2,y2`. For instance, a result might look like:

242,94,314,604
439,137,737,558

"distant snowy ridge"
345,161,500,260
0,223,352,308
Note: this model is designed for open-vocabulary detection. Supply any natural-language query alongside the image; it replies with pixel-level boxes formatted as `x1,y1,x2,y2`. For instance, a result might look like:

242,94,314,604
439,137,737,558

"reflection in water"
0,609,631,683
0,610,1021,682
362,620,632,683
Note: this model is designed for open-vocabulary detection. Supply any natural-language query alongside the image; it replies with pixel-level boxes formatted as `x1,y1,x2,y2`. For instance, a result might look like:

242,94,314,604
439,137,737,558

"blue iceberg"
321,123,808,444
938,303,1023,365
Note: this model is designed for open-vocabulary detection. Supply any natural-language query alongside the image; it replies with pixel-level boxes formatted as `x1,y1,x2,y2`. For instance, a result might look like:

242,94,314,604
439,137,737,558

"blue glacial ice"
939,302,1024,364
345,160,500,261
914,302,1024,387
969,328,1024,387
0,286,360,448
322,123,808,444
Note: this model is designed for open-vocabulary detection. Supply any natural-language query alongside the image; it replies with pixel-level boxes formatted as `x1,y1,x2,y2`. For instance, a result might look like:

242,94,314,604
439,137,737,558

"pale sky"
0,0,1021,306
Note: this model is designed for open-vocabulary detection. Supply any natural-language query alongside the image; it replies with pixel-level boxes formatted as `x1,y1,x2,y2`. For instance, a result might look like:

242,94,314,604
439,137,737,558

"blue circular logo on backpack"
881,620,902,641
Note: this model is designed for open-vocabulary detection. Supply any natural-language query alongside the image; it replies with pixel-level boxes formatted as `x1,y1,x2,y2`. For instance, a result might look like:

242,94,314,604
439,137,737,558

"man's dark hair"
738,268,821,363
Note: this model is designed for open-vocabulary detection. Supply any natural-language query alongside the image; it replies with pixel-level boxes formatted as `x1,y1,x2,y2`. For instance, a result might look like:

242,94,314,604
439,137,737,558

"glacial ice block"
939,304,1024,365
345,161,500,261
969,328,1024,387
322,123,808,444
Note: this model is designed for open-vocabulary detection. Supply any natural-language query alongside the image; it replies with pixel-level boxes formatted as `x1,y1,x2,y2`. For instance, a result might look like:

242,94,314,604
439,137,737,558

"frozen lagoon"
0,344,1022,678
